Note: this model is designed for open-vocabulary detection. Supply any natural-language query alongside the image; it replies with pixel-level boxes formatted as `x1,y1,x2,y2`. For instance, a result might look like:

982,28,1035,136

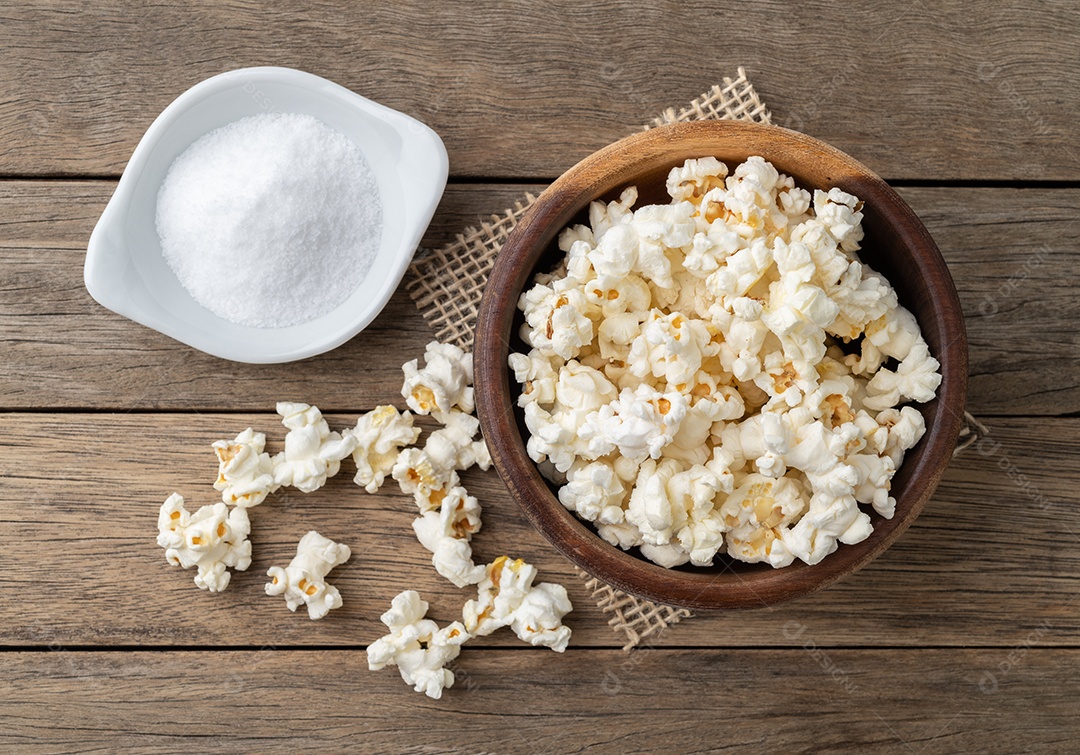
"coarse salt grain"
156,113,383,328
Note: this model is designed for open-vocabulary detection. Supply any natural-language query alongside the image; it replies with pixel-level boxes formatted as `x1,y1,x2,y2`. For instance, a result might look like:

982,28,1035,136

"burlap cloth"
405,68,983,650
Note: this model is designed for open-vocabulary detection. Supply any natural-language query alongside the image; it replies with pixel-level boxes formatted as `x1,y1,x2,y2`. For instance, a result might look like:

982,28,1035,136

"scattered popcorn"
271,402,358,494
156,493,251,592
368,590,470,699
212,428,278,507
265,531,351,620
402,341,475,418
510,156,943,569
392,447,460,510
423,410,492,479
412,485,485,587
348,405,421,493
463,556,573,651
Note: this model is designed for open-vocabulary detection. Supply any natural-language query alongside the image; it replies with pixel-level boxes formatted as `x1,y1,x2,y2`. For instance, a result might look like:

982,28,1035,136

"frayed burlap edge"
954,411,989,457
404,67,980,650
574,567,692,651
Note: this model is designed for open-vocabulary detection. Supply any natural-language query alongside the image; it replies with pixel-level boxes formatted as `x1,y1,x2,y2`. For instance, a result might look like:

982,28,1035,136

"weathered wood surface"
5,648,1077,753
1,183,1076,415
1,413,1074,648
1,1,1076,747
0,2,1077,181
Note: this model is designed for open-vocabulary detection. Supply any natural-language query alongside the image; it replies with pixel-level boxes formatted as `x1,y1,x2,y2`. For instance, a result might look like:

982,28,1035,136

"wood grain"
1,413,1076,648
4,648,1078,753
0,3,1074,748
0,2,1078,180
0,182,1077,414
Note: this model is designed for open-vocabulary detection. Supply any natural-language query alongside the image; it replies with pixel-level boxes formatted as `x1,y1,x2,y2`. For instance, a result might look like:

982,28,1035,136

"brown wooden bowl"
474,121,967,610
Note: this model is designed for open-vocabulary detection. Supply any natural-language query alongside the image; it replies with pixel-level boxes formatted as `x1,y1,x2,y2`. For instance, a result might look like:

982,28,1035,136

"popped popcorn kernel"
265,531,350,620
156,493,251,592
367,590,471,699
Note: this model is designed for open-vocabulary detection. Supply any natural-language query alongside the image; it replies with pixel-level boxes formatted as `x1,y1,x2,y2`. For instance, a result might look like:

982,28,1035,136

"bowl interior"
476,121,967,609
86,67,447,363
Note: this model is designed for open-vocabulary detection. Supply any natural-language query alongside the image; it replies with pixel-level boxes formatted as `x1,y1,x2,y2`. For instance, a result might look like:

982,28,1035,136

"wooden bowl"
474,121,968,610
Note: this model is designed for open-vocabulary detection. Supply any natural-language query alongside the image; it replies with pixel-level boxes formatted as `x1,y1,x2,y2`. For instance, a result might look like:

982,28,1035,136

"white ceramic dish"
85,66,448,364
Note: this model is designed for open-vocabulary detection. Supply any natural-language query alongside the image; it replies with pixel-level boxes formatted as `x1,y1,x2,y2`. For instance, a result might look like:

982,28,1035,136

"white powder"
156,113,383,328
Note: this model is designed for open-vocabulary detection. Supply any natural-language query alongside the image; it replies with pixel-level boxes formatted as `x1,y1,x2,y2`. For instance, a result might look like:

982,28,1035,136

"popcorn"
589,224,639,288
666,156,729,203
521,402,578,472
509,582,574,651
716,157,789,240
519,284,594,360
720,475,807,567
863,340,943,410
508,156,943,570
412,485,485,587
706,237,773,304
462,556,572,652
784,420,860,498
157,493,251,592
597,520,645,549
827,265,898,341
588,186,638,240
761,240,839,364
508,350,559,408
628,310,717,388
423,410,491,478
402,340,475,417
265,531,351,619
597,311,645,363
848,451,897,518
559,460,628,522
392,447,460,511
584,273,652,317
756,353,819,409
212,428,278,507
271,402,357,494
555,361,619,421
579,385,688,463
626,458,684,548
877,406,927,467
846,305,922,375
813,188,865,252
348,406,421,493
783,492,873,565
367,590,470,699
631,202,696,287
642,458,734,567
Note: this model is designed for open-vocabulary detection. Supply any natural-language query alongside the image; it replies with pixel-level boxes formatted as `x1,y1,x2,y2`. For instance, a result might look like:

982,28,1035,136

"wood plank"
5,648,1078,753
1,414,1076,648
0,182,1077,414
0,2,1078,180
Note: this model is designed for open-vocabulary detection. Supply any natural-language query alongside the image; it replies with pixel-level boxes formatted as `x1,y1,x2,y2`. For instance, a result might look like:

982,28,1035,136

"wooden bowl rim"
474,121,968,610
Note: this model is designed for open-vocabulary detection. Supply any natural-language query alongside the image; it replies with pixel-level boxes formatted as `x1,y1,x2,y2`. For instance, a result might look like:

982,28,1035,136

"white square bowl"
85,66,448,364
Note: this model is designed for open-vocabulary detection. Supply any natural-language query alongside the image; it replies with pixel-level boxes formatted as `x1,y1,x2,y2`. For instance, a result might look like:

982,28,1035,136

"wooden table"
2,2,1078,752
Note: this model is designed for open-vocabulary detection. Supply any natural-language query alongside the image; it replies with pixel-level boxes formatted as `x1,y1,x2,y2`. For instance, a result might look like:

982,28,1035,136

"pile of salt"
156,113,383,328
